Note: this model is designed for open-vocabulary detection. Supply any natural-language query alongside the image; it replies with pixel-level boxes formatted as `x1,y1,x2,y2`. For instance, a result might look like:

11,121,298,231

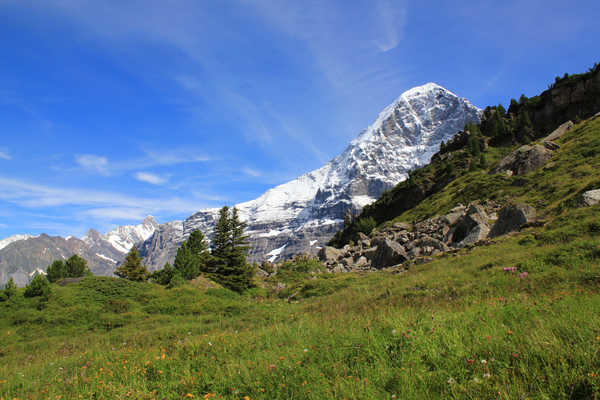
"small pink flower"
519,272,529,279
503,266,517,272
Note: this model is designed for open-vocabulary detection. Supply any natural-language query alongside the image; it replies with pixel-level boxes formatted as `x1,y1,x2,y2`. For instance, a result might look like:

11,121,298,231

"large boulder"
581,189,600,207
365,238,408,269
447,204,490,246
492,144,552,176
489,203,536,238
317,246,343,263
442,205,467,226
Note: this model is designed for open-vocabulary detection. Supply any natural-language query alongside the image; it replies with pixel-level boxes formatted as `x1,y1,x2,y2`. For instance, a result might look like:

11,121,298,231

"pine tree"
3,278,16,299
65,254,89,278
46,260,67,283
174,231,211,280
210,206,254,292
115,247,149,281
24,274,51,298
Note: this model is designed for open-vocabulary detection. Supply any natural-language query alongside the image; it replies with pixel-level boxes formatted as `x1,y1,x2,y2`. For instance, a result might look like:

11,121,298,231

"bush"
24,274,51,298
2,277,17,300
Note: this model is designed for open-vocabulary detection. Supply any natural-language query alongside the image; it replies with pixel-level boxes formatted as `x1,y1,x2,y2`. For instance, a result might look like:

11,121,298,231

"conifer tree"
115,247,149,281
210,206,254,292
46,260,67,283
65,254,89,278
2,278,16,299
174,230,211,280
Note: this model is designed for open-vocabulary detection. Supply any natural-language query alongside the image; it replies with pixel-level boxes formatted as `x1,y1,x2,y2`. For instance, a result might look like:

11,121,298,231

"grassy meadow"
1,119,600,399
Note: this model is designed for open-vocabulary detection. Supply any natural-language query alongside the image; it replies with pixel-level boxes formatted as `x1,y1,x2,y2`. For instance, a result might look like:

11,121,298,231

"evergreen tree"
24,274,51,298
210,206,254,292
46,260,67,283
2,278,16,300
150,263,177,285
115,247,149,281
65,254,89,278
174,231,211,281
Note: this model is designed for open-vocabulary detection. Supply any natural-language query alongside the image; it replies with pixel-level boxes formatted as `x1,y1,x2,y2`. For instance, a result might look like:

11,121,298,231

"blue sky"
1,0,599,238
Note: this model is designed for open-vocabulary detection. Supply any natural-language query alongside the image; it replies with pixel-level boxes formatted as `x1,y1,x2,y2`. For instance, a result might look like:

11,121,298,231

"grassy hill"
1,116,599,399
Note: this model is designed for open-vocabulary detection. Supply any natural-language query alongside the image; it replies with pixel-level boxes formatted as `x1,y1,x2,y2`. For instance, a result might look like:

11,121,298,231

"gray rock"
448,205,490,245
492,145,552,176
392,222,412,231
581,189,600,207
543,141,560,151
354,256,369,268
366,238,408,269
442,206,466,225
317,246,343,263
412,235,449,253
489,203,536,238
543,121,573,142
458,223,490,247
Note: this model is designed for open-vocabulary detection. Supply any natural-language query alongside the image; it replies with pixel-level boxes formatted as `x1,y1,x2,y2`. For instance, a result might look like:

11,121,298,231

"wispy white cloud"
242,167,262,177
76,154,109,175
0,176,203,221
72,148,211,176
0,149,11,160
134,172,167,185
373,0,407,52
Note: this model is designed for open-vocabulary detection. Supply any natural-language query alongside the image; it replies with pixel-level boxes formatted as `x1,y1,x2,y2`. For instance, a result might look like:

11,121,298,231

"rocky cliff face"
512,68,600,135
141,83,481,267
138,221,183,272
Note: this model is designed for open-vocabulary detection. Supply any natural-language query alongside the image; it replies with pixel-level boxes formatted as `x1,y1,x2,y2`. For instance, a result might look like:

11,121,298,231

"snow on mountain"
0,234,37,251
83,216,158,254
141,83,481,266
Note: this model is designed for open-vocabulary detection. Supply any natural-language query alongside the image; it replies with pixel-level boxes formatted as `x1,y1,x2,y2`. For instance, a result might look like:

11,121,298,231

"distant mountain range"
0,83,480,286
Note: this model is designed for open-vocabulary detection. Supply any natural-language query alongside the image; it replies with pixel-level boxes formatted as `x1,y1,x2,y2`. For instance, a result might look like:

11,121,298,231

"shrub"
24,274,51,298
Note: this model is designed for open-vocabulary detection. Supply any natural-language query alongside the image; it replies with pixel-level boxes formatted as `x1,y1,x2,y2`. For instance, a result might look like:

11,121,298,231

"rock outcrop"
581,189,600,207
492,144,552,176
319,201,536,272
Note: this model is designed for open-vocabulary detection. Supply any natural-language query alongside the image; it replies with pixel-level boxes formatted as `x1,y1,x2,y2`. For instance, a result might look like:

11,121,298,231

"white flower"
481,359,487,365
473,377,481,383
392,329,397,335
208,342,213,346
483,373,491,379
303,348,309,353
447,377,455,385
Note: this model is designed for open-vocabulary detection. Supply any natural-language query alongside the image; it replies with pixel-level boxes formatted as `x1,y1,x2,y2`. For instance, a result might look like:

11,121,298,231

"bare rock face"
492,144,552,176
489,203,536,238
581,189,600,207
137,221,184,272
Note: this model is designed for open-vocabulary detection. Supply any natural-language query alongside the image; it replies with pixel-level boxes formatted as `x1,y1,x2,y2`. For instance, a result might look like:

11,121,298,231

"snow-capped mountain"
0,217,158,287
83,216,158,255
0,234,37,251
141,83,481,266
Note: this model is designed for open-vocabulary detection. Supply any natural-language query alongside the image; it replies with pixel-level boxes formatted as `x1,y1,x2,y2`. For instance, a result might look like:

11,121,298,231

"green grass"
1,203,600,399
